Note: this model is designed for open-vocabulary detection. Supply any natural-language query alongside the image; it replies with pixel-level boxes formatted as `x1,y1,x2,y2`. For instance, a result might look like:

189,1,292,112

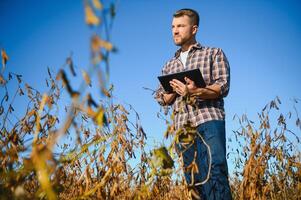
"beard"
173,37,185,46
173,35,193,47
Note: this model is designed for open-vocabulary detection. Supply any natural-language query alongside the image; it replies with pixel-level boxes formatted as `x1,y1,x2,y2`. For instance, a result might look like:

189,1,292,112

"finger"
174,86,180,93
173,79,185,87
170,82,179,92
170,80,182,89
169,80,176,86
170,80,186,95
171,79,179,84
169,81,177,88
184,77,193,84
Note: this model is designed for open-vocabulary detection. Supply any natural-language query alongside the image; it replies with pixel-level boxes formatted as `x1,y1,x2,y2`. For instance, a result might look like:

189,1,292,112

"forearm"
189,84,222,100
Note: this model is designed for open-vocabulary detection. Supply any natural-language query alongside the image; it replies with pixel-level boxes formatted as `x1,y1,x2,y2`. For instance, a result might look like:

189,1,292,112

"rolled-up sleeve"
154,66,168,106
212,48,230,97
154,83,166,106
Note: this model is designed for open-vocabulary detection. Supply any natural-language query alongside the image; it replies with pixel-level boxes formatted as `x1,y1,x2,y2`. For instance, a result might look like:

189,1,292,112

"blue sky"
1,0,301,172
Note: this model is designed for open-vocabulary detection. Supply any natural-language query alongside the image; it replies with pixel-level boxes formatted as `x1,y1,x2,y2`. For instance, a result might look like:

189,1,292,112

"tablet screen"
157,68,205,93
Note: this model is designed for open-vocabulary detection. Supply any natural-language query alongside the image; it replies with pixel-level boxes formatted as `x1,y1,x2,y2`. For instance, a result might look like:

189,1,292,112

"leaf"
94,107,104,126
0,75,6,85
276,96,281,104
118,104,129,115
16,74,22,83
66,57,76,76
8,104,14,113
47,67,52,78
296,118,301,129
57,70,78,97
85,4,100,26
1,49,9,72
91,35,113,52
92,0,103,10
18,88,24,96
46,79,49,87
153,146,174,169
87,94,98,107
82,69,91,87
31,146,57,200
4,93,9,101
101,86,111,98
93,106,107,127
110,3,116,18
25,83,34,99
23,158,34,171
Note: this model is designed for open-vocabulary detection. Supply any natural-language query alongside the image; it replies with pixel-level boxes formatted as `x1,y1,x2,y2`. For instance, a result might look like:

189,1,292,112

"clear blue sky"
1,0,301,172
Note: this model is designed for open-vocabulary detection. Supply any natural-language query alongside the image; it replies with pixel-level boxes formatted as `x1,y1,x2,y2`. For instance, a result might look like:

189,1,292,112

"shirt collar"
174,42,203,58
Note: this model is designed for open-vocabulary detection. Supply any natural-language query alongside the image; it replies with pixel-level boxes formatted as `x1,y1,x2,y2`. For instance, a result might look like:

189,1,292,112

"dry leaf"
16,74,22,83
1,49,9,72
57,69,78,97
87,93,98,107
67,57,76,76
82,70,91,87
91,35,113,52
101,86,111,98
0,75,6,85
85,4,100,26
92,0,103,10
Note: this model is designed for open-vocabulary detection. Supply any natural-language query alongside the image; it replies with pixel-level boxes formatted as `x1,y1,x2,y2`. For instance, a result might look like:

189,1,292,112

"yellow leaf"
94,107,104,127
92,0,103,10
101,40,113,51
31,148,57,200
81,70,91,86
153,146,174,169
91,35,113,52
85,4,100,26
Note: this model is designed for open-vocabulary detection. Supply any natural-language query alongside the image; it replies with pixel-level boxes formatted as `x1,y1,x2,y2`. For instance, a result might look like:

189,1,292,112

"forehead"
172,15,191,25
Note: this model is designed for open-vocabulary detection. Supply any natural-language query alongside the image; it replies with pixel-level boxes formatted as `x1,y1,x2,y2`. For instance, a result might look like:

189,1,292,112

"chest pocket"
196,60,211,86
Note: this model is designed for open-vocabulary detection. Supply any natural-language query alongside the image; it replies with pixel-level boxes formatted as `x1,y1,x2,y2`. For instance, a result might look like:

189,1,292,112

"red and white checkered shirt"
155,43,230,130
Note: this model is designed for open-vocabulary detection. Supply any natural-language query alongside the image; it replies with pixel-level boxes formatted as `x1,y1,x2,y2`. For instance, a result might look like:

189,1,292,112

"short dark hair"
173,8,199,26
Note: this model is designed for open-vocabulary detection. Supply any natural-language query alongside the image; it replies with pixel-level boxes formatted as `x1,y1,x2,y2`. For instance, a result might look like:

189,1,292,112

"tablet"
158,68,206,93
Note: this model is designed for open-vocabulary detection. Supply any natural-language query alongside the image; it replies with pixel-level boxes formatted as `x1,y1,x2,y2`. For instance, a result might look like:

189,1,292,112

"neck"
181,38,197,52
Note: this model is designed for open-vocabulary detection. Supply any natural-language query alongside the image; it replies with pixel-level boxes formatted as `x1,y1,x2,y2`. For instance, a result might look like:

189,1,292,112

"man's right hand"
163,93,177,105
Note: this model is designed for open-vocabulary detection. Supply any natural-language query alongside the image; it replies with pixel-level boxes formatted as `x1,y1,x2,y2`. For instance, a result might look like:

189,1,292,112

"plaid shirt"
155,43,230,130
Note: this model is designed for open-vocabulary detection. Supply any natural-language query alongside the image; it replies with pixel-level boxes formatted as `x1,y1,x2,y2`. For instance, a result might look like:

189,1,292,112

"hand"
169,79,188,96
184,77,197,93
162,92,177,105
169,77,197,97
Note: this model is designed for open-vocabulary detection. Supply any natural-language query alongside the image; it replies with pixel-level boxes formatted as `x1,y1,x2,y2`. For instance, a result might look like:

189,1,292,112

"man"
155,9,232,200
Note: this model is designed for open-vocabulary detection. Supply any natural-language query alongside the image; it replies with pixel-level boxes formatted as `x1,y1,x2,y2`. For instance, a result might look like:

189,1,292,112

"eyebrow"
172,23,186,28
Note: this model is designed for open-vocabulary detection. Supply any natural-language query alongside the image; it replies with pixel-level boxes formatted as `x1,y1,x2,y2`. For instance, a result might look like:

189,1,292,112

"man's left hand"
170,77,197,96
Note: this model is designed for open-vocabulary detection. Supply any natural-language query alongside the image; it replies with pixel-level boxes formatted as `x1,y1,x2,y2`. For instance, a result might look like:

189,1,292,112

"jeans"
176,120,232,200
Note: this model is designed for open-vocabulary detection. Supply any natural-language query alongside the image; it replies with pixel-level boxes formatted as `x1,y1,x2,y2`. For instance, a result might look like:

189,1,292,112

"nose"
173,28,179,35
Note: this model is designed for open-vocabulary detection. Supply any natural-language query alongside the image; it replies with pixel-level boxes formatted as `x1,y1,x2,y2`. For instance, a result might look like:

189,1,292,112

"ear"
192,25,198,35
